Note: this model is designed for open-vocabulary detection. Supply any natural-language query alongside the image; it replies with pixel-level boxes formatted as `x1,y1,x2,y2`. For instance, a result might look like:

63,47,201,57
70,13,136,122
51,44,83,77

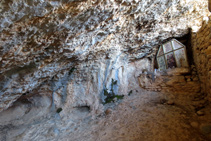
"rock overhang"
0,0,210,112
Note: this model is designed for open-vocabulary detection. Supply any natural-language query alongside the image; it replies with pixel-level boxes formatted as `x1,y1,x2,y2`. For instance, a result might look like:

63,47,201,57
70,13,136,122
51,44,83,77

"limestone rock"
0,0,210,140
0,0,209,112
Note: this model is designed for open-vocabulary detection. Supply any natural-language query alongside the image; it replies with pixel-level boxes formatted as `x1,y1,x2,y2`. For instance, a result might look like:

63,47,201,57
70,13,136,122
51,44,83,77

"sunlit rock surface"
0,0,210,140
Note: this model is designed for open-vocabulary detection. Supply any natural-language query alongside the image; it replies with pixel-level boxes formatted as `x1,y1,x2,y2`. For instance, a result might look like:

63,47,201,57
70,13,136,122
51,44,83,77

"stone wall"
138,67,201,94
191,16,211,102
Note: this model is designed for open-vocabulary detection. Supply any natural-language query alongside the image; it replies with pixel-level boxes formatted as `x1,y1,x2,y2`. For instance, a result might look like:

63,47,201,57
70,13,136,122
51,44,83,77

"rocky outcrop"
0,0,210,113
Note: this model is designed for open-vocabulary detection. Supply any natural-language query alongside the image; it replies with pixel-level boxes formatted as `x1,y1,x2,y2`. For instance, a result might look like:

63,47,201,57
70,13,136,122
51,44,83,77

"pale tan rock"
167,100,174,105
190,122,199,128
167,68,190,75
196,110,205,116
187,78,191,82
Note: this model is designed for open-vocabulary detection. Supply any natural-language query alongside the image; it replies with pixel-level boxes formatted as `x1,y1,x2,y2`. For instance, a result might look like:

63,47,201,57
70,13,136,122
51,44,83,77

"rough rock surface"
138,67,201,93
1,87,211,141
0,0,210,112
191,16,211,102
0,0,211,140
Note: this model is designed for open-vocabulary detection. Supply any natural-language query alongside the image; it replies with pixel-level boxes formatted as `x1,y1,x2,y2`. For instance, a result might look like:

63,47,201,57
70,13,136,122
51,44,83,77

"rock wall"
138,67,201,94
0,0,210,113
191,16,211,102
0,0,211,140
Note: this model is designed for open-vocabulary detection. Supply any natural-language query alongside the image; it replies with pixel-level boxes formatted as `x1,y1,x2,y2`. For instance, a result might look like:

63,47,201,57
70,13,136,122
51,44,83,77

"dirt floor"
51,89,211,141
1,88,211,141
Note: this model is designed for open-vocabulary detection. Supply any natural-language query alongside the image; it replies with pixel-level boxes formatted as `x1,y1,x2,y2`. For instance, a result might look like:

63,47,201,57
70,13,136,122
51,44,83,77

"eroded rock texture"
0,0,209,112
191,16,211,102
0,0,211,140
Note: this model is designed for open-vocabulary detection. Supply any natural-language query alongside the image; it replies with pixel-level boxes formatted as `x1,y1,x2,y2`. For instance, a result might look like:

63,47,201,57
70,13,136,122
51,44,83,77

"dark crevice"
74,105,91,112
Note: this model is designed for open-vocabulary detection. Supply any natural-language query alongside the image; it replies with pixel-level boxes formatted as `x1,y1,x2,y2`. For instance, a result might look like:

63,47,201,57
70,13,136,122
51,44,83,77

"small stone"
160,99,167,104
187,78,191,82
105,109,112,115
190,122,199,128
157,89,162,91
196,110,205,116
167,100,174,105
193,77,199,81
185,75,191,79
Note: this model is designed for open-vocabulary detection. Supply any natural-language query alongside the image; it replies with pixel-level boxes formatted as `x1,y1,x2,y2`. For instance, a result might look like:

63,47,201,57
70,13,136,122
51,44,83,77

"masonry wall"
191,16,211,102
138,67,201,94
